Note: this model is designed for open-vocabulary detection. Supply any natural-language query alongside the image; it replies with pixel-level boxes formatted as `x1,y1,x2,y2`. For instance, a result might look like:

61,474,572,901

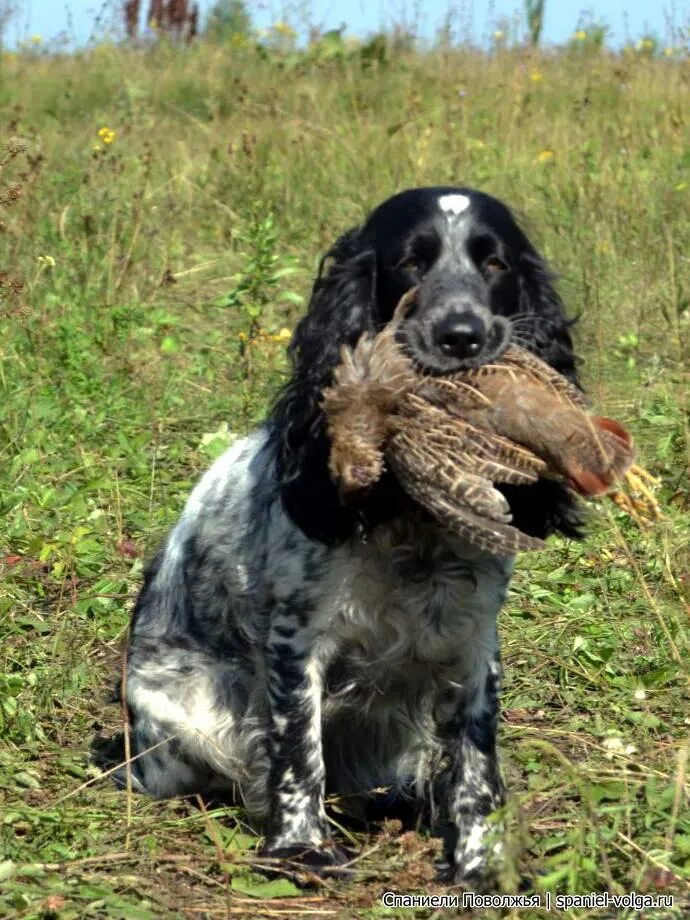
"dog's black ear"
518,250,580,384
271,229,380,545
288,229,377,376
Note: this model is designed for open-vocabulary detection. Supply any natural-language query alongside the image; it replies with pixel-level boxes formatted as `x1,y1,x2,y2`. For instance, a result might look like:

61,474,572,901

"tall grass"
0,35,688,918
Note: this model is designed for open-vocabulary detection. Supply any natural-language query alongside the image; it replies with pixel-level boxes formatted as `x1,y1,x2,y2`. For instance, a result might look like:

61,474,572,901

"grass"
0,31,689,919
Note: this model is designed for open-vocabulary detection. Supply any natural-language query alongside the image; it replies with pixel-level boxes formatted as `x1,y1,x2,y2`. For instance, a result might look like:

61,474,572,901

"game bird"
323,301,635,555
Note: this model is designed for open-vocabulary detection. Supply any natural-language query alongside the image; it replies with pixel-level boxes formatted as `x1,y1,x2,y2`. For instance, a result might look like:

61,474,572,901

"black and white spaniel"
121,187,580,885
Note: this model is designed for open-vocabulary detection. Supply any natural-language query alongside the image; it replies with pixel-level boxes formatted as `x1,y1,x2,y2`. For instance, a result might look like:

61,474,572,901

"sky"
6,1,688,49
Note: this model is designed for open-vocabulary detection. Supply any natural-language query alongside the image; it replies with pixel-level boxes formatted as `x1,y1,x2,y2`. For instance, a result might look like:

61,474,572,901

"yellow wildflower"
493,30,504,41
664,47,674,57
529,68,543,82
574,30,587,41
238,331,248,341
272,328,292,343
535,149,555,164
30,34,42,45
273,21,296,40
98,127,116,144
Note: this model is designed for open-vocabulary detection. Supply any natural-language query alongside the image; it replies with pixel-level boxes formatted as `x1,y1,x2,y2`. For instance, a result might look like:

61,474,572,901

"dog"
119,187,580,885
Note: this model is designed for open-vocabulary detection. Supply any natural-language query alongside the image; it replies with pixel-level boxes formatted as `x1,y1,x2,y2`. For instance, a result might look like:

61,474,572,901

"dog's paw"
259,842,356,885
451,866,495,893
434,849,496,891
434,857,492,891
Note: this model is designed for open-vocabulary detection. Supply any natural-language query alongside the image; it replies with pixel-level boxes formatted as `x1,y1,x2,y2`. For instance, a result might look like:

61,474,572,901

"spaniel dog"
121,187,580,885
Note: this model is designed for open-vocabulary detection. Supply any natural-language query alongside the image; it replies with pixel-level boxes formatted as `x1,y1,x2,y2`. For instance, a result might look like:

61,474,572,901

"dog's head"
359,187,575,375
274,187,581,544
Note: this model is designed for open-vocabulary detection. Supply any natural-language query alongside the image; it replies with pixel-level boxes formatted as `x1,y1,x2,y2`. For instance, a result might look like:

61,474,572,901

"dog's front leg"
435,654,505,888
261,617,343,869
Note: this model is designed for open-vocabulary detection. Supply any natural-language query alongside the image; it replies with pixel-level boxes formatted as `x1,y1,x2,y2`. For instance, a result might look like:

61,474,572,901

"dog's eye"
485,256,508,274
400,257,422,273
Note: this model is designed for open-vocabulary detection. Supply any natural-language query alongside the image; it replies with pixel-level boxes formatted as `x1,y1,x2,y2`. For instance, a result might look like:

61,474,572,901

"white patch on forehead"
438,193,470,216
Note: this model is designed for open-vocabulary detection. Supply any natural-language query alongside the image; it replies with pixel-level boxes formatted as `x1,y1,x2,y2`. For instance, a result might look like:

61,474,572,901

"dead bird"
323,327,634,555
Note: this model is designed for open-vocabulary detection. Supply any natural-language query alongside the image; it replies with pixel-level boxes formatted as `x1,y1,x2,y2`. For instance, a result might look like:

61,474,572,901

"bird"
322,320,635,556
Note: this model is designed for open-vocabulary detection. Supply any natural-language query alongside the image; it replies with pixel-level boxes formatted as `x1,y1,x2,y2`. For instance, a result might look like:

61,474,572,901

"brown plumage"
322,326,634,555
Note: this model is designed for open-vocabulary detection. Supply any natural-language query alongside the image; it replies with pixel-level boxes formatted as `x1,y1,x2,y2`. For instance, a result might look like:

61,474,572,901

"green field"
0,30,688,919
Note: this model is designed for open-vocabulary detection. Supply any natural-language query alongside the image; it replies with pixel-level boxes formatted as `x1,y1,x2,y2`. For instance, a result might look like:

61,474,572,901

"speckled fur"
125,426,512,876
120,187,582,885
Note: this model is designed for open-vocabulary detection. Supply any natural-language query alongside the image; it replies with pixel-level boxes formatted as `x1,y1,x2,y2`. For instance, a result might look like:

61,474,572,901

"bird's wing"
389,451,545,555
395,394,547,483
388,435,513,523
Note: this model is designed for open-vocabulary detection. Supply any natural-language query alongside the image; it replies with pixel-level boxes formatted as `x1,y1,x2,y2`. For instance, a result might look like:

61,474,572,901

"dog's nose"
433,313,486,359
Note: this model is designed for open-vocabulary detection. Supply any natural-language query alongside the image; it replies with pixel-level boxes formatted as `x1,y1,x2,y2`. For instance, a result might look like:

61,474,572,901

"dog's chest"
314,521,513,697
